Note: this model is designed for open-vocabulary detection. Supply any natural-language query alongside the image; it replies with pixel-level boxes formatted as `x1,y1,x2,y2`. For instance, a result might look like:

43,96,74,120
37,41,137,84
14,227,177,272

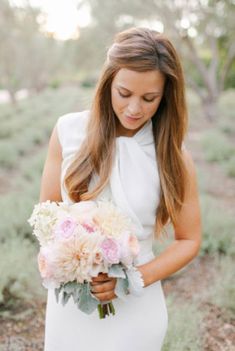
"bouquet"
28,200,144,318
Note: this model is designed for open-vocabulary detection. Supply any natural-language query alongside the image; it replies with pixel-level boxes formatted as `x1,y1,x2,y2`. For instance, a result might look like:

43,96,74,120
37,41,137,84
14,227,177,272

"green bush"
219,89,235,119
162,295,203,351
0,141,18,168
218,117,235,135
201,130,235,162
209,255,235,317
200,195,235,256
0,236,44,306
223,156,235,178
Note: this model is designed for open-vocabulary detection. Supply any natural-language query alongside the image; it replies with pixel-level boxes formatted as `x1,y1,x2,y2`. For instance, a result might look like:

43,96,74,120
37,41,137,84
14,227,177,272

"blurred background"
0,0,234,350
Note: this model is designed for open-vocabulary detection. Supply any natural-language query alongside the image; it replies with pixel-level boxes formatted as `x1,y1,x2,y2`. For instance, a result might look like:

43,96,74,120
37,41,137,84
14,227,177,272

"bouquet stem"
98,302,115,319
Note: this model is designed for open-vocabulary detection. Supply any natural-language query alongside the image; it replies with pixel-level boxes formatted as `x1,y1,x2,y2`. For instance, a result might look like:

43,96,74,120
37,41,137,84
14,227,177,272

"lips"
125,115,141,120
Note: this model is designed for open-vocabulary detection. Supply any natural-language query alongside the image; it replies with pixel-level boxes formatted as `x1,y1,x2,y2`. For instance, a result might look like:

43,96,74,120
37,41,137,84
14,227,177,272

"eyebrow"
117,84,162,96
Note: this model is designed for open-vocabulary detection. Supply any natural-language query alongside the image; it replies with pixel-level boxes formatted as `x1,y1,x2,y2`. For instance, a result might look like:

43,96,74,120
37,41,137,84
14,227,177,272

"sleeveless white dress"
44,110,168,351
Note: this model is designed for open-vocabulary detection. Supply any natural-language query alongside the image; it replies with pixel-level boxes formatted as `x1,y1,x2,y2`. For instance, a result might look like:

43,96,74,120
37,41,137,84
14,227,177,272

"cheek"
146,99,162,115
111,92,126,111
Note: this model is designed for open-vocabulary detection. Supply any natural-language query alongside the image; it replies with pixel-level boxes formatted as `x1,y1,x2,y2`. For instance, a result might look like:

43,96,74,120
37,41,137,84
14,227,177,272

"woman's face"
111,68,165,137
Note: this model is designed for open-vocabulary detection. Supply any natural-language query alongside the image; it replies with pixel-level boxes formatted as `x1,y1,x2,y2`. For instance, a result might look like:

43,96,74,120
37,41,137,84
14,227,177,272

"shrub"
201,130,235,162
200,195,235,256
0,236,44,306
162,295,203,351
0,141,18,168
223,156,235,178
208,255,235,317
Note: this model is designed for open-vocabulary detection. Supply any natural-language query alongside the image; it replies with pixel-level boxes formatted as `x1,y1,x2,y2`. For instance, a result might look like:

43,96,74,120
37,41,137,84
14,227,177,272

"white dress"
44,110,168,351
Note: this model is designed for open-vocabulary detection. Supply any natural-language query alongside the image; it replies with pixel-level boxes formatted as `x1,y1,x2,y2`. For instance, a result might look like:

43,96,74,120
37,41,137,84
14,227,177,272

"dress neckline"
116,119,154,148
116,119,152,139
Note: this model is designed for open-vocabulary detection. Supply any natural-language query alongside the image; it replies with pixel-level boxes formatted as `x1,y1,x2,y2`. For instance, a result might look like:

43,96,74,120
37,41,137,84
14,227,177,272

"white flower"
94,201,133,238
50,232,105,284
28,201,59,246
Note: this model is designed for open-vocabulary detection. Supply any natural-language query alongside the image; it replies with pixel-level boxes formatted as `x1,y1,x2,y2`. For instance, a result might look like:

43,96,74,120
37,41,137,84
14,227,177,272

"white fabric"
44,111,168,351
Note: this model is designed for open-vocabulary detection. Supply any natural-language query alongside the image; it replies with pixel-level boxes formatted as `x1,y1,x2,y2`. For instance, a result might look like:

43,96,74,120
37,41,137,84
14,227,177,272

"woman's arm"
39,125,63,202
138,148,202,287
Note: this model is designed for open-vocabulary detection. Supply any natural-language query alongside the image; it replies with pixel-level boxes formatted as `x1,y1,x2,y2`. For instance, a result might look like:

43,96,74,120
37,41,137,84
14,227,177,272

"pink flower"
119,232,140,266
38,249,53,279
81,220,96,233
100,238,121,264
54,217,77,239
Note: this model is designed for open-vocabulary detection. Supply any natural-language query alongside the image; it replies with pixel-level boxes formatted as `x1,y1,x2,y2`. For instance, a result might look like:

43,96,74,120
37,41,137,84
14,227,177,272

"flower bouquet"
28,200,144,319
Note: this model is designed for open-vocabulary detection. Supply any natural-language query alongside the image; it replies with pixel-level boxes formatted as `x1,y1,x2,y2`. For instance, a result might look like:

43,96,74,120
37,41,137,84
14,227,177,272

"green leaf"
77,282,99,314
72,283,83,304
54,285,63,303
125,268,144,296
63,281,78,294
61,291,71,306
115,277,129,300
108,264,126,278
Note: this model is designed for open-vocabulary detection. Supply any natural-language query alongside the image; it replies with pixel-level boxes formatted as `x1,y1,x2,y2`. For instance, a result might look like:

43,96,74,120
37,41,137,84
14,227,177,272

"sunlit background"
0,0,235,350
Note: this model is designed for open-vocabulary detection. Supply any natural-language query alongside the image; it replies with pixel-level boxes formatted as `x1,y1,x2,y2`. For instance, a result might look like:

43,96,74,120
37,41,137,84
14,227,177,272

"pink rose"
54,217,77,239
100,238,121,264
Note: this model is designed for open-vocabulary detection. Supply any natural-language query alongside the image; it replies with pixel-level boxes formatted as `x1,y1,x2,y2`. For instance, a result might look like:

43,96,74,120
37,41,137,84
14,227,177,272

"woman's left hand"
91,273,117,302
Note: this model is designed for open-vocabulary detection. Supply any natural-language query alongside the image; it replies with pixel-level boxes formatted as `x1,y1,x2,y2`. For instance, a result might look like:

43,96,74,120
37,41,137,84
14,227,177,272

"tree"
0,1,65,104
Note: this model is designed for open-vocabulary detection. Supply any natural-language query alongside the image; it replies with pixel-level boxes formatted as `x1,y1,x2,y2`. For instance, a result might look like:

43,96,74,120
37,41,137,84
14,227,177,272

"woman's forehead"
112,68,165,93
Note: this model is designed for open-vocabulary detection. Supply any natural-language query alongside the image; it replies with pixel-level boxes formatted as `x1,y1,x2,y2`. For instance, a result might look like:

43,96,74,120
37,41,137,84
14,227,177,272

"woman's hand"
91,273,117,302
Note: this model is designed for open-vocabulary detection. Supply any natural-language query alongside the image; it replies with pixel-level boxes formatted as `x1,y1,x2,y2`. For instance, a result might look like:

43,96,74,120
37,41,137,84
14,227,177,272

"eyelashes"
118,91,156,103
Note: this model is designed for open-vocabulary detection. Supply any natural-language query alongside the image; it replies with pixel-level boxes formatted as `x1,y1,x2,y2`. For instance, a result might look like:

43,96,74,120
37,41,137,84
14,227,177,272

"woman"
40,27,201,351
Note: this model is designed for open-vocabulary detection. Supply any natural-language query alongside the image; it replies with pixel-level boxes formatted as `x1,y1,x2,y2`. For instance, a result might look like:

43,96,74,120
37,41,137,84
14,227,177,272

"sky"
9,0,92,40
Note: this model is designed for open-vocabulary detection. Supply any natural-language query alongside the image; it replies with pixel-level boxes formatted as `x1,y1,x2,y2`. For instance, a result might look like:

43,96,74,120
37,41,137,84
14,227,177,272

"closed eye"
118,91,130,98
118,91,157,103
143,97,156,103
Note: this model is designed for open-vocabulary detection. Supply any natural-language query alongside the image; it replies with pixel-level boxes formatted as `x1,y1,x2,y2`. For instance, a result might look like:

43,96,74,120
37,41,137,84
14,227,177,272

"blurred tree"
0,1,64,104
77,0,235,121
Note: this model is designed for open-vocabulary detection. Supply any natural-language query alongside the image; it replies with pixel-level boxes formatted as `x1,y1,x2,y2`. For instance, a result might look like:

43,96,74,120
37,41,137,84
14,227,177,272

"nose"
127,97,142,116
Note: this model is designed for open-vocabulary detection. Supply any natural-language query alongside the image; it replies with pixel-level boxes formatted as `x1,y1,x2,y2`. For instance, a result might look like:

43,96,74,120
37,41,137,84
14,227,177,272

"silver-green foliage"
0,235,44,304
200,195,235,256
201,130,235,163
209,255,235,317
0,86,93,307
162,295,203,351
223,155,235,178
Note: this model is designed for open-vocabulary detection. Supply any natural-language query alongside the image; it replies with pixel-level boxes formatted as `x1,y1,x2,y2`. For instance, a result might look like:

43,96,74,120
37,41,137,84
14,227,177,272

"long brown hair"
64,27,188,238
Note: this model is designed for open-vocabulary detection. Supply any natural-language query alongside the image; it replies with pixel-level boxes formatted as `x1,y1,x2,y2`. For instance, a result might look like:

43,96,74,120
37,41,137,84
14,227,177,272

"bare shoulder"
39,125,63,202
173,146,201,245
182,147,197,177
49,123,62,158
